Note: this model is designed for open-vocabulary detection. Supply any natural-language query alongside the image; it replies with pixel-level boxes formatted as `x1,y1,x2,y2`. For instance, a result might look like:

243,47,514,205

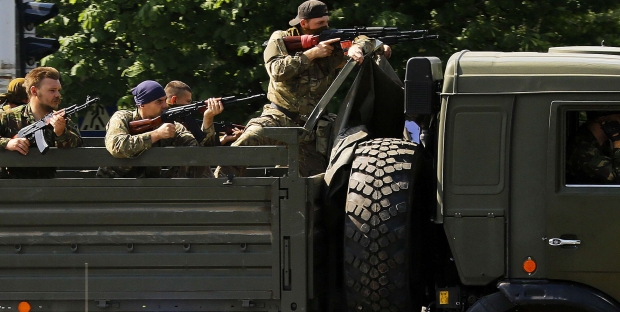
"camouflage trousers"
214,105,327,178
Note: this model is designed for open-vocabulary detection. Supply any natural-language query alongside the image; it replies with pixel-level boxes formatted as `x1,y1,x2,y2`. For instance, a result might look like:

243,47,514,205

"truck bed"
0,128,324,312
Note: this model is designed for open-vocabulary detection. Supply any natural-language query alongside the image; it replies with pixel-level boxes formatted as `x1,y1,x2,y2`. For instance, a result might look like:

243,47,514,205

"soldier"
164,80,243,145
96,80,223,178
164,80,193,108
0,67,82,178
215,0,390,177
567,111,620,184
0,78,28,112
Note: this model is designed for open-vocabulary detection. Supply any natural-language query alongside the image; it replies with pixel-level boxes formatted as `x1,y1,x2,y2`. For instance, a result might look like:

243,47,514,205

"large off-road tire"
343,138,424,312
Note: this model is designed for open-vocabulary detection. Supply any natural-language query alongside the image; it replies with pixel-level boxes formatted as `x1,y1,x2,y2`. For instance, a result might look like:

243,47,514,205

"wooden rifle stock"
128,117,163,135
281,37,306,52
281,35,320,53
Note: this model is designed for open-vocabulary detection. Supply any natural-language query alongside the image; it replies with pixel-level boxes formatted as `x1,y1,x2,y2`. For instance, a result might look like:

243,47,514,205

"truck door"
546,100,620,299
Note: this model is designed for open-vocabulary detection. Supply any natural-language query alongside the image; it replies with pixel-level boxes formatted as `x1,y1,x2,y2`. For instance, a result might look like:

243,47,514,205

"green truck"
2,45,620,312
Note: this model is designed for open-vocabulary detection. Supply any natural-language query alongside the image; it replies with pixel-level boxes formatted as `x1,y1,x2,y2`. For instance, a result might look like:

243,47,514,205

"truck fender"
469,281,620,312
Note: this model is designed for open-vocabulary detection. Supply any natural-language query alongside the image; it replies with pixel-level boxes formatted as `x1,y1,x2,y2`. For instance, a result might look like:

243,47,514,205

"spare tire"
343,138,425,312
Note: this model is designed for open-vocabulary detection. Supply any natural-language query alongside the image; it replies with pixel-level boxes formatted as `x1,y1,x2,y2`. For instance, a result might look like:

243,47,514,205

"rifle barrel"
64,96,100,115
282,27,437,53
221,93,266,105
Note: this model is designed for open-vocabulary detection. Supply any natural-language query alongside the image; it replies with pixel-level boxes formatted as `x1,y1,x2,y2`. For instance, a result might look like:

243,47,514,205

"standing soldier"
0,67,82,178
215,0,389,177
1,78,29,112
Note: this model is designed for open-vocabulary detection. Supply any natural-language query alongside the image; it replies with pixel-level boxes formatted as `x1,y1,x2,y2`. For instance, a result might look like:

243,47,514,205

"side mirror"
404,57,443,115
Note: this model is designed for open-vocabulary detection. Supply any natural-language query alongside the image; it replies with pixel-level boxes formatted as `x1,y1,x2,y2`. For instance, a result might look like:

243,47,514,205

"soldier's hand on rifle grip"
49,110,67,136
151,123,176,142
221,127,244,145
5,138,30,155
304,38,340,61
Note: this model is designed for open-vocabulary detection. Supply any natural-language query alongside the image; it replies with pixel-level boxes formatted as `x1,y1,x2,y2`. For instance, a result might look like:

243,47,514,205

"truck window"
566,110,620,185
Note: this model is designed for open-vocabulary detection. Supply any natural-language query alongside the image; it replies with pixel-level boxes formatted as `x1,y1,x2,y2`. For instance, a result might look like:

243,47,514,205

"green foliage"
35,0,620,123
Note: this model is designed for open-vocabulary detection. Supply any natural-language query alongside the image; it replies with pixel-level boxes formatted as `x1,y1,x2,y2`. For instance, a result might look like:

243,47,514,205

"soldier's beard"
304,25,329,35
37,95,61,113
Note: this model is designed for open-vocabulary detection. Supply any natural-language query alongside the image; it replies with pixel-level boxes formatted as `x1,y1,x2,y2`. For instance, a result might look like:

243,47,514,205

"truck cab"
418,46,620,310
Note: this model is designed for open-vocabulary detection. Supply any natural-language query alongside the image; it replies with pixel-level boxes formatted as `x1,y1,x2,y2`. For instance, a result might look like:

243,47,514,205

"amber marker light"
523,257,537,274
18,301,31,312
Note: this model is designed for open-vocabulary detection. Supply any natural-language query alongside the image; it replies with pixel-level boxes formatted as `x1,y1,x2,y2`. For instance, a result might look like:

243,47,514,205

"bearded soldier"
215,0,390,177
0,67,82,178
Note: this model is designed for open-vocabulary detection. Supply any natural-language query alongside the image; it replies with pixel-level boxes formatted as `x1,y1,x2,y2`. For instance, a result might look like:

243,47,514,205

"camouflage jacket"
97,109,217,178
566,123,620,184
263,26,373,118
0,103,82,179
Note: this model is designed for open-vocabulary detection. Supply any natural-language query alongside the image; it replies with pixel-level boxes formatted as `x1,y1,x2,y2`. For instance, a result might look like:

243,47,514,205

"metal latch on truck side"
279,188,288,199
548,238,581,246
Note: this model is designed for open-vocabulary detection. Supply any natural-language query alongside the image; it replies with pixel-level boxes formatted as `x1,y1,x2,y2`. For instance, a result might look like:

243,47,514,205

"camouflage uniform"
567,123,620,184
215,26,372,177
96,109,217,178
0,103,82,178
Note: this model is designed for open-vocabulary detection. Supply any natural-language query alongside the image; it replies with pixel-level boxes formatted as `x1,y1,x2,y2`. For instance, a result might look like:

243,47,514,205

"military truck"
3,45,620,312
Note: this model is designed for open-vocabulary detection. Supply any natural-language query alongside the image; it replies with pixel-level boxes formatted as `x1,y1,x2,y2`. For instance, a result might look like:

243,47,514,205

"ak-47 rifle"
16,95,100,154
213,121,246,135
271,26,438,54
128,93,266,136
213,121,246,146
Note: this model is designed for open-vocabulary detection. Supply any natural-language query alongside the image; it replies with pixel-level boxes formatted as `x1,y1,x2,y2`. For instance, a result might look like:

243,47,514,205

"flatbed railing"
0,127,304,177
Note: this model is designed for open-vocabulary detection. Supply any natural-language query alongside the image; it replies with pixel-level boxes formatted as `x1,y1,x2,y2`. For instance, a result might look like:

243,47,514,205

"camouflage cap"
289,1,329,26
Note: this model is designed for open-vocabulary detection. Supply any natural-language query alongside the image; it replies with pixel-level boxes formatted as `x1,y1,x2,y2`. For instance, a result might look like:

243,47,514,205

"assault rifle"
213,121,245,136
213,121,246,146
273,26,438,54
16,95,100,154
128,93,266,136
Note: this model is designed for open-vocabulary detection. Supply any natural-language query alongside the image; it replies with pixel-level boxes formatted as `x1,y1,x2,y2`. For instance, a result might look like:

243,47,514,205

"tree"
37,0,620,124
39,0,288,123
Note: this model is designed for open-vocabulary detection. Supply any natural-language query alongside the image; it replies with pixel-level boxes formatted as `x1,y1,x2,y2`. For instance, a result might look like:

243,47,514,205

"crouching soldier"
97,80,223,178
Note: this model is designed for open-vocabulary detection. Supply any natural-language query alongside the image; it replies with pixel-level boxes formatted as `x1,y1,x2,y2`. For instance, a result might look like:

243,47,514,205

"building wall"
0,1,17,89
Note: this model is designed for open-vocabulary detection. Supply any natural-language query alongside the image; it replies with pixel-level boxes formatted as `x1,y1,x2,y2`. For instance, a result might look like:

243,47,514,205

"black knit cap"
132,80,166,106
289,1,329,26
